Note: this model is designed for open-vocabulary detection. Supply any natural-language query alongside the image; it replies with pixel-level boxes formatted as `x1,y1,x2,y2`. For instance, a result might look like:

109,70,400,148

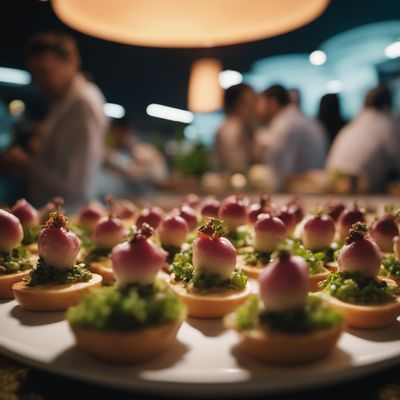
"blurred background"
1,0,400,211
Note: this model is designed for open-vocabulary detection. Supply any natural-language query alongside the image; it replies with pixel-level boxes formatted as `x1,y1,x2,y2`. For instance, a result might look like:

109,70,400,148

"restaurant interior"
0,0,400,399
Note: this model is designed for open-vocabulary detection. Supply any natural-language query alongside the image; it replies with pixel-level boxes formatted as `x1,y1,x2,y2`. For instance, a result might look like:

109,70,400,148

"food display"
68,223,185,363
12,200,102,311
158,215,189,264
169,218,250,318
1,192,400,389
226,248,343,364
239,213,287,277
320,222,400,328
11,198,41,249
0,209,35,298
85,197,126,284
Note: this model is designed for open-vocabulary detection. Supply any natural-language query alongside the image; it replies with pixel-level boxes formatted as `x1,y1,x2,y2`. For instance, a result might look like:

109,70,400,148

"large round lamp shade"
51,0,330,48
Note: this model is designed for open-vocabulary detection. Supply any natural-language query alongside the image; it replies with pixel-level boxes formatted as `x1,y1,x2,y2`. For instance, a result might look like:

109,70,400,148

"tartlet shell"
89,259,114,285
70,316,184,364
0,270,31,300
322,293,400,329
12,273,102,311
168,279,251,318
225,313,343,365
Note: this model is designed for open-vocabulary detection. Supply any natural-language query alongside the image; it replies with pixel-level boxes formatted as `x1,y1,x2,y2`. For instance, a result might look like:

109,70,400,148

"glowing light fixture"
52,0,329,48
219,70,243,89
325,80,343,93
188,58,223,113
0,67,31,85
8,99,26,117
385,41,400,59
309,50,327,66
103,103,125,119
146,103,194,124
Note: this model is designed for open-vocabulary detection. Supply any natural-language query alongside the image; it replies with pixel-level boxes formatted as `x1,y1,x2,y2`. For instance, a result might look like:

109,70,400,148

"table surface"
1,353,400,400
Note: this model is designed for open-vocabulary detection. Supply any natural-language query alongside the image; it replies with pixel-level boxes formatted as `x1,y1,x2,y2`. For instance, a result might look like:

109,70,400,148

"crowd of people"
215,82,400,193
1,31,399,211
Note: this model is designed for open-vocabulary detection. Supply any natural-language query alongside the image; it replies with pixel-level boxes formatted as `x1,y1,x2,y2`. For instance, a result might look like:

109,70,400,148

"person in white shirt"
2,32,107,211
259,85,327,189
326,85,400,192
214,84,256,173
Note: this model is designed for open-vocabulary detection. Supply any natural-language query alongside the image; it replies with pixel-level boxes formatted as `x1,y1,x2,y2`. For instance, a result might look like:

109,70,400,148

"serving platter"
1,298,400,397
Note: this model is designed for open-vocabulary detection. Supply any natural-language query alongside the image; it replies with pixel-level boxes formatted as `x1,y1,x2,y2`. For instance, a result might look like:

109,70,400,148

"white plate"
1,299,400,397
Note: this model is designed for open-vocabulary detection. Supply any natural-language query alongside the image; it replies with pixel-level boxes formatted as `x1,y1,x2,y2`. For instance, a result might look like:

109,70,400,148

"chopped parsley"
171,246,247,292
84,247,111,265
319,271,400,305
0,247,32,274
67,280,185,331
273,239,326,275
26,257,92,287
22,226,40,245
239,248,271,268
162,244,181,264
235,294,343,334
227,227,252,249
380,254,400,280
69,222,93,249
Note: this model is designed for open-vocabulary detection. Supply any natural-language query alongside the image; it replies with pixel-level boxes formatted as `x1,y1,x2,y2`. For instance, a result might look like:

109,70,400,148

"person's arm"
31,100,106,204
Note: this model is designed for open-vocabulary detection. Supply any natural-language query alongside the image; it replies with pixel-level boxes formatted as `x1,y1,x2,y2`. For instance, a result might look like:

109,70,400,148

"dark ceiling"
1,0,400,131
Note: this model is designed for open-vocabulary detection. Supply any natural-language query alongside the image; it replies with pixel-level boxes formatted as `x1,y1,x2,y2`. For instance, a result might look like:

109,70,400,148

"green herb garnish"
171,246,247,292
0,247,32,274
272,239,326,274
235,294,343,334
319,271,400,305
84,247,111,265
227,227,252,249
381,254,400,280
191,268,247,291
239,248,271,267
22,226,40,245
67,280,185,331
162,244,181,264
27,257,92,287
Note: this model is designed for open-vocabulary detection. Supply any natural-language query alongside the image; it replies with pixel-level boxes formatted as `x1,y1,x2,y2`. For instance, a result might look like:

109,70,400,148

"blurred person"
288,88,301,108
318,93,346,145
259,85,327,189
1,32,107,211
214,83,256,173
104,118,168,183
326,85,400,192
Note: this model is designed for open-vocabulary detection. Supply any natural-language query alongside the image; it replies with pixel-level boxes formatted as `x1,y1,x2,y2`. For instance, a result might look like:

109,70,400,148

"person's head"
318,93,344,141
26,32,80,98
318,93,341,120
223,83,256,124
261,84,289,122
364,85,392,112
109,117,135,148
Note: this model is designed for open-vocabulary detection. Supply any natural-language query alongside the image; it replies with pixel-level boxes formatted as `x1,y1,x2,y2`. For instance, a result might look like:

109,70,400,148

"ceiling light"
146,104,193,124
385,41,400,59
309,50,327,66
325,80,343,93
0,67,31,85
188,59,223,113
219,70,243,89
52,0,329,48
103,103,125,119
9,100,26,117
